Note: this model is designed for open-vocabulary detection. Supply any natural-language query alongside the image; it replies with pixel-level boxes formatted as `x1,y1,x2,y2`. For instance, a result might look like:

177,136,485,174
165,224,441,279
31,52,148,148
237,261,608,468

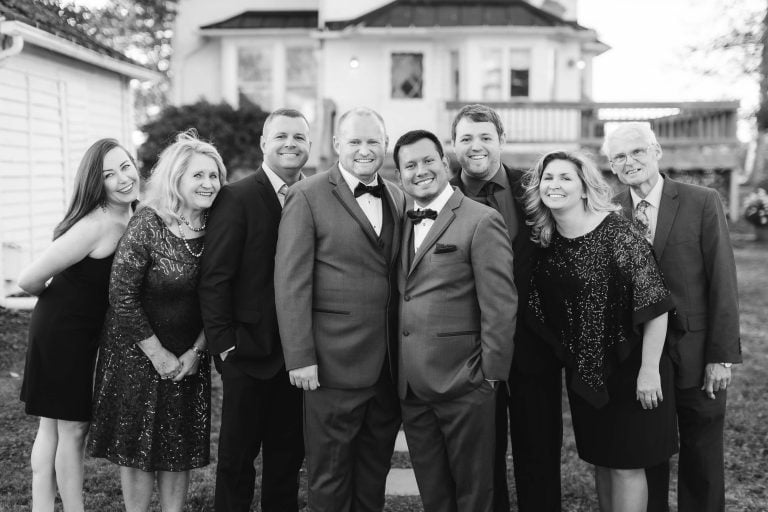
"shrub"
138,99,269,180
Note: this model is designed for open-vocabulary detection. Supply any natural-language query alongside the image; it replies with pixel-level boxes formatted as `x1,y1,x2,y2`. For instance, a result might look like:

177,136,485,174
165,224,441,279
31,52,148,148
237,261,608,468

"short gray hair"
601,122,659,157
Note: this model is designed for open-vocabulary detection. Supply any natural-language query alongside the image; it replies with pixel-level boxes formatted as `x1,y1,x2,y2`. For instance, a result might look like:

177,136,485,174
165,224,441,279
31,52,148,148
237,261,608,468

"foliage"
138,99,269,179
744,181,768,226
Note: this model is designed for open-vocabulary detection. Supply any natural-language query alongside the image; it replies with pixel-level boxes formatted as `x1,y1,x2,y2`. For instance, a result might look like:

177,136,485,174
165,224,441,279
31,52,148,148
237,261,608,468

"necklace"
179,211,207,232
176,220,205,258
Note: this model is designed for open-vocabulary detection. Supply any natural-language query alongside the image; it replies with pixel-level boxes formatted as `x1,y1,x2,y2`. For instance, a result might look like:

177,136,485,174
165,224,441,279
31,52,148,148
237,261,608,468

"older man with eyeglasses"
604,122,741,512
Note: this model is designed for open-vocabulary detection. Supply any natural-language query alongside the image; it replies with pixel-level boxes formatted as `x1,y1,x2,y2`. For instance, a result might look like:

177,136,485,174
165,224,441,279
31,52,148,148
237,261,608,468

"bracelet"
190,346,205,358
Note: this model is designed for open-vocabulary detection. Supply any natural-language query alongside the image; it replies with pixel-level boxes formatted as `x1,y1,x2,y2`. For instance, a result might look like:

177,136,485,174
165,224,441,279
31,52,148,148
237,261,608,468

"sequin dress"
528,213,678,468
88,207,210,472
20,255,113,421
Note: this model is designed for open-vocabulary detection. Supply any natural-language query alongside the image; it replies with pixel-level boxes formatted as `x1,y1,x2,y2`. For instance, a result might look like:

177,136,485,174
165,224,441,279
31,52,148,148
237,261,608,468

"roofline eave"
200,27,317,37
0,20,162,81
317,24,600,39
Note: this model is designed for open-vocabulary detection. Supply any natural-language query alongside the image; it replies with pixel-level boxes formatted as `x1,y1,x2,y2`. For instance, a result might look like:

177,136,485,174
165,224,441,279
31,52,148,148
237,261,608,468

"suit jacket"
451,165,551,373
274,164,406,389
397,188,517,401
198,168,286,378
615,176,741,388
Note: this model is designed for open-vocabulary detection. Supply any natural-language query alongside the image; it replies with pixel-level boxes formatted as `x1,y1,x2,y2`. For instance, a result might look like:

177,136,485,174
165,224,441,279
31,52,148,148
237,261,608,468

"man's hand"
289,365,320,391
702,363,732,399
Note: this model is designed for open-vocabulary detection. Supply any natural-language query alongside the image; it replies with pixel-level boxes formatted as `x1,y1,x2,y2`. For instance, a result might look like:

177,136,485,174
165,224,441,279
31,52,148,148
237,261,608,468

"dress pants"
214,363,304,512
402,383,497,512
506,362,564,512
303,377,401,512
646,386,727,512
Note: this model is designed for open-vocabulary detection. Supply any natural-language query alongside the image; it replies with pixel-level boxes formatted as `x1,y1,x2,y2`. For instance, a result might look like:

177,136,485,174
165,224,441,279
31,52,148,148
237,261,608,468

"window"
481,49,502,100
480,48,531,100
285,47,317,117
237,47,272,110
449,50,460,101
508,49,530,97
391,53,423,99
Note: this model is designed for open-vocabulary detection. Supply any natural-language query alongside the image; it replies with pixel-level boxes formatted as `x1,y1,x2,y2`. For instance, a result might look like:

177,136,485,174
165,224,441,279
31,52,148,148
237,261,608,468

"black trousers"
214,364,304,512
646,386,727,512
493,363,563,512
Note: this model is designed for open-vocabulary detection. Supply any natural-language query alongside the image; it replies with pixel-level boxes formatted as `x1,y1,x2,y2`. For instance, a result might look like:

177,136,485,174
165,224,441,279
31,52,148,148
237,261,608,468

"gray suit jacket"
397,188,517,401
275,164,406,389
615,176,741,388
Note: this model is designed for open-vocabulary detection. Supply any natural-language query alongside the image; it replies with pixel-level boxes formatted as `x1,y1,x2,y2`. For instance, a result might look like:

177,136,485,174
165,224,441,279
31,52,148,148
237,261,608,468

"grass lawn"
1,243,766,511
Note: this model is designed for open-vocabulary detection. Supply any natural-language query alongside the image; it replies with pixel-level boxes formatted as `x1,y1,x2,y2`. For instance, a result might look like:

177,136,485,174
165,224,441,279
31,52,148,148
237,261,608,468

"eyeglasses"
609,145,654,169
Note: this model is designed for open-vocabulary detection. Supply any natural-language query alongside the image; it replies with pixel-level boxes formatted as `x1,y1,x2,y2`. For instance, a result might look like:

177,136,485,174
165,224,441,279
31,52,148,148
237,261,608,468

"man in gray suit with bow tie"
394,129,516,512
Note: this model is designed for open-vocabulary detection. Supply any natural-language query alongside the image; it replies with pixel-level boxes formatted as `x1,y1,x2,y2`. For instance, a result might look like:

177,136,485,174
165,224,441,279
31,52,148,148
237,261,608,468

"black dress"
20,255,113,422
88,207,210,472
528,213,678,469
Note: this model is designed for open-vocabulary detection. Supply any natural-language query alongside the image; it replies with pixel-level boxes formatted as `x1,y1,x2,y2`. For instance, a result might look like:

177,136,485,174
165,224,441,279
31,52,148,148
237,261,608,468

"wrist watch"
719,362,732,368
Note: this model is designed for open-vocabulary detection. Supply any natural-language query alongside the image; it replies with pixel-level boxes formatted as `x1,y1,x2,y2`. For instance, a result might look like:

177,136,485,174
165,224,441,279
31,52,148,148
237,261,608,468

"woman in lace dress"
523,151,677,512
89,132,226,512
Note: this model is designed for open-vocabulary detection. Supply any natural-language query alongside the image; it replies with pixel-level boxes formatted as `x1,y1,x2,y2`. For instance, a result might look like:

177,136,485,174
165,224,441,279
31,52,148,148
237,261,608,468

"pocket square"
434,243,457,254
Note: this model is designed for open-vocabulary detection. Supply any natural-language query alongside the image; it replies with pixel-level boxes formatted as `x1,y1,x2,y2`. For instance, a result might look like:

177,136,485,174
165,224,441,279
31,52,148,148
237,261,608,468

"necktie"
634,200,652,242
277,184,288,208
480,181,499,210
407,209,438,224
354,182,384,198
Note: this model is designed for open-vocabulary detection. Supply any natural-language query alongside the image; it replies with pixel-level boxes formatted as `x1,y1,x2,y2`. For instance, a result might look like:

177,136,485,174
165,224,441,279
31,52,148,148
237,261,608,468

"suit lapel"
328,165,386,258
254,168,282,219
408,189,461,276
616,189,633,220
383,181,403,266
653,177,679,259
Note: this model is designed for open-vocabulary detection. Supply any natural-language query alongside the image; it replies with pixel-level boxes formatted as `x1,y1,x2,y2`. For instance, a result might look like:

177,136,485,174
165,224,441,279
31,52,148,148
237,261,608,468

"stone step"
385,468,419,496
394,429,409,453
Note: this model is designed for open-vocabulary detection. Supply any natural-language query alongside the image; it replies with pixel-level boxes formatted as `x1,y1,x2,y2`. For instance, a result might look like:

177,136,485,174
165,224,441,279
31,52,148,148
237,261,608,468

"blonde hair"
143,130,227,223
523,150,619,247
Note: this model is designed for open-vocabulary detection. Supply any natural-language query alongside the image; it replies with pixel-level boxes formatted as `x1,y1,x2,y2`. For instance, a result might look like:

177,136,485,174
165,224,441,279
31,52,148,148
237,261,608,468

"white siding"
0,45,132,287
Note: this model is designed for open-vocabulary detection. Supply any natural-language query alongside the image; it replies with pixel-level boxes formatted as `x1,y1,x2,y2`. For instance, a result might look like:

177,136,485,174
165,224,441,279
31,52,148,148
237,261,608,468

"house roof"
327,0,587,31
201,10,318,30
0,0,142,66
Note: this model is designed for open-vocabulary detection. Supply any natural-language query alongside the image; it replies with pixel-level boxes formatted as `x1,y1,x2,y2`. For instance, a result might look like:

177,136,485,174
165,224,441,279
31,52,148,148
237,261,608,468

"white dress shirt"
338,164,383,236
629,175,664,242
413,185,454,252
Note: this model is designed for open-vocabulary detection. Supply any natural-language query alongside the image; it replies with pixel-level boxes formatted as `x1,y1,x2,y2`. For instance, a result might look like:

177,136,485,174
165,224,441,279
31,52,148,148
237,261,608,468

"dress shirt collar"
262,162,303,195
414,184,454,214
630,174,664,210
338,162,380,192
460,164,506,196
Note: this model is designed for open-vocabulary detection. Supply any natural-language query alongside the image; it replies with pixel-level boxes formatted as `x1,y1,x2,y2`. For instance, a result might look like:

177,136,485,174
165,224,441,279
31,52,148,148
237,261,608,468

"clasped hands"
150,347,200,382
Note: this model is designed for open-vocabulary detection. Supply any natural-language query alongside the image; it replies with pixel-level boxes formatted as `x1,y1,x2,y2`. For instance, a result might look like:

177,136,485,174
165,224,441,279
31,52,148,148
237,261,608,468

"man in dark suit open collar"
274,107,405,512
395,129,516,512
449,104,563,512
606,122,741,512
199,108,309,511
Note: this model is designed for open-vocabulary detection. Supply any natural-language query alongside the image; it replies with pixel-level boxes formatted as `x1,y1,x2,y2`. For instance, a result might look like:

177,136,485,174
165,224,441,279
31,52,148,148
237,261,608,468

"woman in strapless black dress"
18,138,138,512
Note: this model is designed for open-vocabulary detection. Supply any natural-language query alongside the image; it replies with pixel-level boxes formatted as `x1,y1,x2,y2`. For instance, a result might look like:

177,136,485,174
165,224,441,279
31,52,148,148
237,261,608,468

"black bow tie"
407,209,438,224
354,182,384,198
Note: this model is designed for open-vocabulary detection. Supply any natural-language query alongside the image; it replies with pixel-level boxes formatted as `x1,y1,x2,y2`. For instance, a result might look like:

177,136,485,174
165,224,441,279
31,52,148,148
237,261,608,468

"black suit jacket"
451,164,552,373
615,176,741,388
199,168,285,378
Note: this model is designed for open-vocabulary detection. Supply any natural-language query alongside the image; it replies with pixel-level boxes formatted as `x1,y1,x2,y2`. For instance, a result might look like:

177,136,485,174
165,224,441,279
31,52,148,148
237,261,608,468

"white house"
0,0,160,297
173,0,609,168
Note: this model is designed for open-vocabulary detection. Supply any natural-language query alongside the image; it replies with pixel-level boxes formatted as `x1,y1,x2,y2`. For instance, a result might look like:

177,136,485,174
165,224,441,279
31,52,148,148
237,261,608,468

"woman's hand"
148,348,182,380
172,349,201,382
636,366,663,410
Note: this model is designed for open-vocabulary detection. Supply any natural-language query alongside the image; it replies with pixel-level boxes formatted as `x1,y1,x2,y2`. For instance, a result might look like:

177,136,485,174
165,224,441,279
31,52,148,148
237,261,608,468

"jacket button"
404,295,411,301
402,330,410,337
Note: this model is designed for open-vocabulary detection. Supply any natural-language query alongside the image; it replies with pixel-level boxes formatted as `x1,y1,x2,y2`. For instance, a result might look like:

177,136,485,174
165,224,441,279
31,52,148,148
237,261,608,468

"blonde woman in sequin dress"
523,151,677,512
89,131,226,512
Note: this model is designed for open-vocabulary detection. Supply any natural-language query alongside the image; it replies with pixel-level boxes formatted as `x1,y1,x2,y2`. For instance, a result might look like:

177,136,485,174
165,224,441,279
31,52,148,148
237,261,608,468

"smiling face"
397,137,450,206
452,118,505,180
539,159,586,213
606,130,662,191
102,146,139,206
333,113,388,184
178,153,222,213
260,115,311,179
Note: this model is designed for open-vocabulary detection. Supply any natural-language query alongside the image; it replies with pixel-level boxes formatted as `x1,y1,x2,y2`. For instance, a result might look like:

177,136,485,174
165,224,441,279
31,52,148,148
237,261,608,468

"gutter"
0,19,162,81
0,30,24,64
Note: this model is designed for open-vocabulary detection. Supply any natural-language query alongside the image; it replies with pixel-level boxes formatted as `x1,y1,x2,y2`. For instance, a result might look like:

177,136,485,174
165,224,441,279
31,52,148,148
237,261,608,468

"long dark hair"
53,139,136,240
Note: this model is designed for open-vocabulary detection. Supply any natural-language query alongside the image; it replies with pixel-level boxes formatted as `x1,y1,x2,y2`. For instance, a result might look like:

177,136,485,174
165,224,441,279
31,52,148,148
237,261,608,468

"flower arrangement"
744,185,768,227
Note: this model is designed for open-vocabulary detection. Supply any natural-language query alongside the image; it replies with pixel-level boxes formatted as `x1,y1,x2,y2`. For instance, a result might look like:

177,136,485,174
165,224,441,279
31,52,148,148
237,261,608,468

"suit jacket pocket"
312,307,351,315
430,248,466,264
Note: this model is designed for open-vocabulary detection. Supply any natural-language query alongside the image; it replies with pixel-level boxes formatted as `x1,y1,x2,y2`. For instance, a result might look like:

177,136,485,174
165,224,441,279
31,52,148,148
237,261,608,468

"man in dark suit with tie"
274,107,405,512
199,108,309,511
449,104,563,511
394,129,516,512
605,122,741,512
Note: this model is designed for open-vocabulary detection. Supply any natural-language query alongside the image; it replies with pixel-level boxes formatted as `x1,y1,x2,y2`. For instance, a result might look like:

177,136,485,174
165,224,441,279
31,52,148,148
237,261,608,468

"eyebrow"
103,160,129,172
